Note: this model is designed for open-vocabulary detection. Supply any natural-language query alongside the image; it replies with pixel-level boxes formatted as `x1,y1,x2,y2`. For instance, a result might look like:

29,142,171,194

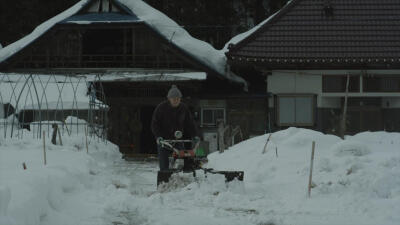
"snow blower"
157,131,244,186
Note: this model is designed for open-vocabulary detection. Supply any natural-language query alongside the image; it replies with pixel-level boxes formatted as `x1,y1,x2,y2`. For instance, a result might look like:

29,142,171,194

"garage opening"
140,105,157,154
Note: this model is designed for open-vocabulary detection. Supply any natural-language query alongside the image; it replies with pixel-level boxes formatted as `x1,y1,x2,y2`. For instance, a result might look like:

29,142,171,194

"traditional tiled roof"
226,0,400,69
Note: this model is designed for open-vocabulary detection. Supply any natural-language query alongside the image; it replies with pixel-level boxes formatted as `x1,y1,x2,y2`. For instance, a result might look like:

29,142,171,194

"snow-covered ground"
1,127,400,225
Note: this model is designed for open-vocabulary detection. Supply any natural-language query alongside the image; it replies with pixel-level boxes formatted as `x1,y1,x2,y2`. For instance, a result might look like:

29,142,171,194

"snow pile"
205,127,400,225
0,126,121,225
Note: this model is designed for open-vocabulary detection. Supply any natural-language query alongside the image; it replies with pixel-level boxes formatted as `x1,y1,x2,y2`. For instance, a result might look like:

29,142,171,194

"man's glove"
156,137,163,146
193,136,200,145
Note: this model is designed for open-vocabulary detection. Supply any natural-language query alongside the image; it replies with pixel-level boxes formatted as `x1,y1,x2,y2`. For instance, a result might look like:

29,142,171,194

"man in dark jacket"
151,85,200,170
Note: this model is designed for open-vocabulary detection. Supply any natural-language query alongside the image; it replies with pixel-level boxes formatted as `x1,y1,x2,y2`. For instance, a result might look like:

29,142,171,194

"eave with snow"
226,0,400,134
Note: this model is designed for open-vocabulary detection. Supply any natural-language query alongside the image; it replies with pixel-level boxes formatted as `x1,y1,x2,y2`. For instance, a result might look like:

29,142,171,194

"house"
0,0,269,154
226,0,400,135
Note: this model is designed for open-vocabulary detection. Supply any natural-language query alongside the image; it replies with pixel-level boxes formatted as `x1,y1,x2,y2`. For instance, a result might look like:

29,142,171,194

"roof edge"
226,0,301,55
116,0,248,90
0,0,91,65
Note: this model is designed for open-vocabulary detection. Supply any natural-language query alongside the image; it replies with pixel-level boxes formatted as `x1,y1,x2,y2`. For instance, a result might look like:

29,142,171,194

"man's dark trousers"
158,145,169,171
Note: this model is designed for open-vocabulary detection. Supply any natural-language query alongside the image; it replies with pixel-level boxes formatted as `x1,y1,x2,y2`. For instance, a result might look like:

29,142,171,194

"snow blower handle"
159,140,179,154
159,139,199,154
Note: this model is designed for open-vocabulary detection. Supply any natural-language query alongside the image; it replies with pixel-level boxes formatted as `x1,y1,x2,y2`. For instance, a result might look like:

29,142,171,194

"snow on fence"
0,73,108,141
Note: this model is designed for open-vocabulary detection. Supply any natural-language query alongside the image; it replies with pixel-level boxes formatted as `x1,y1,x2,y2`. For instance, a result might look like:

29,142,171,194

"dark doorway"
347,106,382,134
346,98,382,134
107,104,142,154
140,105,157,154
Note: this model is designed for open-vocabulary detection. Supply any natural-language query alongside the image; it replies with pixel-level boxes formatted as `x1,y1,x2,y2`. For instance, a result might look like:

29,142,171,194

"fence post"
217,120,225,153
43,131,47,165
57,126,63,146
85,125,89,154
51,123,58,145
308,141,316,198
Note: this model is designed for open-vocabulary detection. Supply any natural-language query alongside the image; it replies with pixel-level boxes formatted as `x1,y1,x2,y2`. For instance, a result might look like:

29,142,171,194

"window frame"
363,75,400,93
322,75,360,93
200,107,226,127
276,94,315,127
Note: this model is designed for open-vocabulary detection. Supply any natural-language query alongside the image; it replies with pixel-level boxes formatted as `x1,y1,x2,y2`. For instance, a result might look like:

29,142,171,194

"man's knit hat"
167,85,182,98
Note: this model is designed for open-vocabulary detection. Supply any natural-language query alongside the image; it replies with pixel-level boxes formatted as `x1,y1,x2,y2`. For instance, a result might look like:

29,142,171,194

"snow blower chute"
157,131,244,186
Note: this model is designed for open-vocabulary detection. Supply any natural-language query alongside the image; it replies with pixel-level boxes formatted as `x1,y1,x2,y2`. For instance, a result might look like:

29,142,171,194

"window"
201,108,225,127
363,75,400,92
322,75,359,92
82,29,124,55
277,95,314,126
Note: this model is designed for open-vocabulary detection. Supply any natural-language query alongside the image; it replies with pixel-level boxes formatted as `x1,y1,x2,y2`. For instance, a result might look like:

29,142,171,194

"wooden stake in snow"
51,124,58,145
57,126,63,146
63,120,71,136
22,162,27,170
262,133,272,154
275,147,278,158
43,131,47,165
308,141,316,198
85,125,89,154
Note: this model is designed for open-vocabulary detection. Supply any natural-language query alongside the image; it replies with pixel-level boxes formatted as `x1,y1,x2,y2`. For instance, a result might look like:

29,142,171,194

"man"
151,85,200,171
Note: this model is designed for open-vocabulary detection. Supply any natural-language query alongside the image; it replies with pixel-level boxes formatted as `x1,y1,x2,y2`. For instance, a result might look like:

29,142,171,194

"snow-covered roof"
0,0,247,88
0,0,91,66
0,71,205,111
222,10,280,53
117,0,247,87
99,71,206,82
222,0,294,53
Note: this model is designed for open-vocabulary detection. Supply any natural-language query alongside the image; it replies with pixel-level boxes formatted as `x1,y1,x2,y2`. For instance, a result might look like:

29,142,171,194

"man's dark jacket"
151,101,198,139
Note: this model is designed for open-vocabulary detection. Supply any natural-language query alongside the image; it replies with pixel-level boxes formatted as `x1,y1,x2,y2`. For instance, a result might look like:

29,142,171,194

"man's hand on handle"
193,136,200,145
156,137,164,146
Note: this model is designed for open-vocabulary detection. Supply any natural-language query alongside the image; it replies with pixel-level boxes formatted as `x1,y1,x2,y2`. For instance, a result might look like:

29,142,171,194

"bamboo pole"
85,125,89,154
340,75,350,139
308,141,316,198
262,133,272,154
43,131,47,165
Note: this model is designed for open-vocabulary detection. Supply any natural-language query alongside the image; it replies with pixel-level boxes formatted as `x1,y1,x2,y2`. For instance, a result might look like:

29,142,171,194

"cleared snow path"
105,160,279,225
98,160,158,225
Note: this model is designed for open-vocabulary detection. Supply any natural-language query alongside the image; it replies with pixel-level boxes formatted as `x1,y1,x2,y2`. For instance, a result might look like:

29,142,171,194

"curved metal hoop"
0,73,108,141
